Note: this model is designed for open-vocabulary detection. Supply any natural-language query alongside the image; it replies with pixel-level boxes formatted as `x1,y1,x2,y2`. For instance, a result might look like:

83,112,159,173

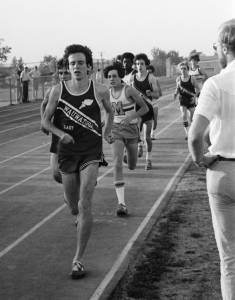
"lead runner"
41,44,114,279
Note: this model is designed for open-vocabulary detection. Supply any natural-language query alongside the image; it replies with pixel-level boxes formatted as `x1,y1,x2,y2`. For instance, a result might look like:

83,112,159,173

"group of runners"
174,50,208,139
40,44,207,279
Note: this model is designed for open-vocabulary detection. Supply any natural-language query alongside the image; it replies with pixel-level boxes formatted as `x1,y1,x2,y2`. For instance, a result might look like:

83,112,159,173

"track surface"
0,94,190,300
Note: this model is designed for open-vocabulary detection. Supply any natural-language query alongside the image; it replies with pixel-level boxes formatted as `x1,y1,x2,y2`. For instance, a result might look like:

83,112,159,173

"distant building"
198,54,220,77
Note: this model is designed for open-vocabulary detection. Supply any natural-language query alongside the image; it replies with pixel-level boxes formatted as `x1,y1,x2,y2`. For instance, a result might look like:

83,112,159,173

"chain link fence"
0,74,56,107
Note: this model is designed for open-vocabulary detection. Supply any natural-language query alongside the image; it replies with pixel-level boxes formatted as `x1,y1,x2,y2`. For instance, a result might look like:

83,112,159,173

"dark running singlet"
133,73,154,122
54,80,102,156
177,76,196,108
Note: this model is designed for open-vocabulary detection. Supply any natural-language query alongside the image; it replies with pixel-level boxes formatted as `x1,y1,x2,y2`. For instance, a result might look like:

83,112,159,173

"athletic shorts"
50,134,59,154
112,123,139,145
58,152,102,174
179,97,196,109
141,102,154,123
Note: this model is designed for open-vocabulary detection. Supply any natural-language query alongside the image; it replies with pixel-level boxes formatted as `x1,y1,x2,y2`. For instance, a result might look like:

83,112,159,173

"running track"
0,93,190,300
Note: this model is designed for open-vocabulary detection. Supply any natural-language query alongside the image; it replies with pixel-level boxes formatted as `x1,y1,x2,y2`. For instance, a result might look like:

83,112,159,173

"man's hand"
60,133,75,144
194,153,218,169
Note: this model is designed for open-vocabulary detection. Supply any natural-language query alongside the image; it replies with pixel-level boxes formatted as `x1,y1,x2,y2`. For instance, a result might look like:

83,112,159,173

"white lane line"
0,114,180,260
0,166,50,196
155,115,181,136
0,121,39,134
90,153,191,300
0,204,66,259
0,166,114,259
0,108,40,118
0,143,50,165
0,113,39,126
0,131,40,147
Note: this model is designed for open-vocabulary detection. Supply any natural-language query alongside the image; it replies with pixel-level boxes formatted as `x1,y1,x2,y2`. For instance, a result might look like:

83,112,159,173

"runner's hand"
40,125,49,135
60,133,75,144
120,116,132,126
104,134,114,144
146,90,152,97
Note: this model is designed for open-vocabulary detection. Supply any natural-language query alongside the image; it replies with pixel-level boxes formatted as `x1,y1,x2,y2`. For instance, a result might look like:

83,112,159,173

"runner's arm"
199,67,208,82
147,75,162,99
41,85,74,144
173,77,180,100
191,77,201,97
125,86,149,121
40,88,51,119
98,86,114,143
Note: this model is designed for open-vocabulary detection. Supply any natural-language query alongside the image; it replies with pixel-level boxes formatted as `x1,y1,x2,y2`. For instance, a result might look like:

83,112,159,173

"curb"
89,153,192,300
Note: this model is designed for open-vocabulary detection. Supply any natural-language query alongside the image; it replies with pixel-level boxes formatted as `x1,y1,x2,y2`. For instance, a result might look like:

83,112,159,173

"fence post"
9,77,13,105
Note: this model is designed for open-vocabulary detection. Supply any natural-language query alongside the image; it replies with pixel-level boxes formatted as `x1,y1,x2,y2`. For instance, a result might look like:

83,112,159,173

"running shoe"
116,203,128,217
145,159,152,170
71,261,86,279
138,144,143,158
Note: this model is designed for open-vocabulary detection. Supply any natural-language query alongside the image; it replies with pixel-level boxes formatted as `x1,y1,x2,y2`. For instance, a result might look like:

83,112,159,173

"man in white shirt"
188,19,235,300
29,66,40,100
20,66,31,103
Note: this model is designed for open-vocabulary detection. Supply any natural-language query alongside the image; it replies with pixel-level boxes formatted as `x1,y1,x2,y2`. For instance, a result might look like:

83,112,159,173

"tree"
0,39,11,62
151,48,167,76
166,50,183,65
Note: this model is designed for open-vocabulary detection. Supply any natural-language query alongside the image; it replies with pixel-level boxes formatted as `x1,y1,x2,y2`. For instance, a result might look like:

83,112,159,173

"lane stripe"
90,154,191,300
0,166,50,196
0,113,39,126
0,131,40,147
0,166,113,259
0,142,49,165
0,113,181,261
0,121,39,134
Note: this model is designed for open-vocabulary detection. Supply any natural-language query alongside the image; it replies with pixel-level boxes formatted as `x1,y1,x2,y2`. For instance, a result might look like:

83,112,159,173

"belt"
217,155,235,161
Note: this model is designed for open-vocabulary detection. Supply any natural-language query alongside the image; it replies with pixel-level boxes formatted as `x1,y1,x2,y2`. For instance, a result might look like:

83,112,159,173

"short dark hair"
57,58,66,70
104,63,125,79
219,19,235,54
116,54,122,62
178,61,189,70
134,53,150,65
147,65,155,73
121,52,134,62
63,44,93,68
189,54,200,62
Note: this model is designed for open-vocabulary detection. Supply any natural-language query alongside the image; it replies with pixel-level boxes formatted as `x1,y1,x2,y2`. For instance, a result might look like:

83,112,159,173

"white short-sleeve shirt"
194,60,235,158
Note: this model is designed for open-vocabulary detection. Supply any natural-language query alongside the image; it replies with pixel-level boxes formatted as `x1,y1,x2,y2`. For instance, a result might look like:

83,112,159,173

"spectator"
188,19,235,300
30,66,40,100
20,66,31,103
16,64,23,103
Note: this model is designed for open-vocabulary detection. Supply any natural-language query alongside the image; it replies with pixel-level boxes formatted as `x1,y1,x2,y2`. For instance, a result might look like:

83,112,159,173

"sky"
1,0,234,64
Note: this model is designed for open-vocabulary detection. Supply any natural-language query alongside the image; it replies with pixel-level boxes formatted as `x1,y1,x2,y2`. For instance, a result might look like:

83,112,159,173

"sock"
146,152,152,161
114,181,125,205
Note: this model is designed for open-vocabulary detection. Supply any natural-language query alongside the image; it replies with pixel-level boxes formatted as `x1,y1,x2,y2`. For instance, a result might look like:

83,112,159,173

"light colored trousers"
207,161,235,300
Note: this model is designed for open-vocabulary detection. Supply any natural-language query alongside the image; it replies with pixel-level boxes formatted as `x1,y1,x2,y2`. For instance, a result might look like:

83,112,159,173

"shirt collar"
221,59,235,73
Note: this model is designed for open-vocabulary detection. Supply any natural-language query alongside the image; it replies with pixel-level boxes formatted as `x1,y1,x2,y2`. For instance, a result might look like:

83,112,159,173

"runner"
188,50,208,102
131,53,162,170
174,61,200,140
147,64,162,140
121,52,135,85
42,44,114,279
104,63,148,216
40,58,71,184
